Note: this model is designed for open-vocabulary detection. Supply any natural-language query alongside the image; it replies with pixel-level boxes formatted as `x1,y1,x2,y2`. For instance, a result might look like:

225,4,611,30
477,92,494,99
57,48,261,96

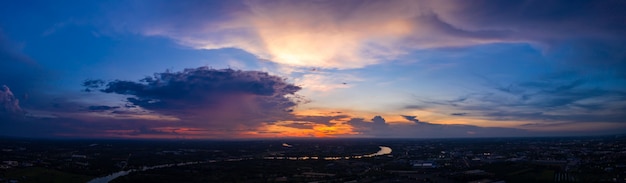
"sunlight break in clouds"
113,0,626,70
238,0,416,68
116,0,511,69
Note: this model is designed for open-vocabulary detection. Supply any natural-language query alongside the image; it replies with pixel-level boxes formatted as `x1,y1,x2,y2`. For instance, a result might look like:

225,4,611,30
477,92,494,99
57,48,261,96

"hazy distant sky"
1,0,625,139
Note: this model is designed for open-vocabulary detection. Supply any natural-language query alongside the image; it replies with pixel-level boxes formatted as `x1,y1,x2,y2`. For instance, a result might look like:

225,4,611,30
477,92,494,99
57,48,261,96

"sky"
1,0,626,139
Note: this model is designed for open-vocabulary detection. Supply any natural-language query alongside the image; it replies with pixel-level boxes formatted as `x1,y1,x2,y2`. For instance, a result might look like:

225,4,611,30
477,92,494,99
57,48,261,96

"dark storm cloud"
91,67,300,109
4,66,337,138
85,67,302,129
348,115,531,138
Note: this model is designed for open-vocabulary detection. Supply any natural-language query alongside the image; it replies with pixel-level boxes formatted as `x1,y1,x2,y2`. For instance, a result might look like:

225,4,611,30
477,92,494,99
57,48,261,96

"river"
87,146,391,183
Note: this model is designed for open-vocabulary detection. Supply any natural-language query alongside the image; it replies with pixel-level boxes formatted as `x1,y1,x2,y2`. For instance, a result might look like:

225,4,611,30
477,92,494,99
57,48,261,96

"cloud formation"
2,67,351,139
0,85,24,117
105,0,626,70
413,73,626,127
349,115,531,138
1,0,625,139
401,115,423,124
87,105,120,111
85,67,302,131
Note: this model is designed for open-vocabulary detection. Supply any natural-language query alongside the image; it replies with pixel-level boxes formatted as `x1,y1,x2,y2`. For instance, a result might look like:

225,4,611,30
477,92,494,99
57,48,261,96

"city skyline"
1,0,626,139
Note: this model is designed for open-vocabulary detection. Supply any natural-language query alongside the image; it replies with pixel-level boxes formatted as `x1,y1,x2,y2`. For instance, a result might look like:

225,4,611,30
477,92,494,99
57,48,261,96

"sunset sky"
1,0,626,139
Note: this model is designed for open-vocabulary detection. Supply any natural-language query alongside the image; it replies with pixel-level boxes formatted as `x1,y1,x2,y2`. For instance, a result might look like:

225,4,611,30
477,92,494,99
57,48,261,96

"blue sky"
1,0,625,138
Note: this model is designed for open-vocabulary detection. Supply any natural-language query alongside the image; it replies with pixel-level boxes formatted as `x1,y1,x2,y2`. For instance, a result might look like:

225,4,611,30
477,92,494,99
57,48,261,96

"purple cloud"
101,0,626,70
84,67,302,130
349,115,533,138
0,85,24,117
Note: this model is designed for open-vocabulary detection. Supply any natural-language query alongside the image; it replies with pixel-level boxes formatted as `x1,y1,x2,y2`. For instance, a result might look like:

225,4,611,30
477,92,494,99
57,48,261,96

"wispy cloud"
411,72,626,127
104,0,626,70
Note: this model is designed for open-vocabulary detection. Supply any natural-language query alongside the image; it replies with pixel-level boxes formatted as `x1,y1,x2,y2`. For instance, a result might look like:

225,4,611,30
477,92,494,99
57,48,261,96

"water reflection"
88,146,391,183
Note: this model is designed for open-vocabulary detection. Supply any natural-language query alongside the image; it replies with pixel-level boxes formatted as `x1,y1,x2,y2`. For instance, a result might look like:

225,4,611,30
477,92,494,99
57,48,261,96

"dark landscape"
1,136,625,183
